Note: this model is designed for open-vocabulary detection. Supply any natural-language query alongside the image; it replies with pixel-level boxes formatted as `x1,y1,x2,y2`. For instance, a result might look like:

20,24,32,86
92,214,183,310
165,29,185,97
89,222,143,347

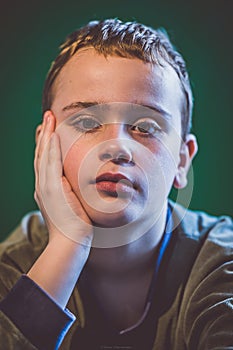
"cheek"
63,143,90,190
144,139,180,191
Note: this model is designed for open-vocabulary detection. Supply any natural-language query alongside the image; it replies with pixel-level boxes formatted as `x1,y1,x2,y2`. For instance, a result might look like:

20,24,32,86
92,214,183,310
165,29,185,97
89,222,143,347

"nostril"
113,158,127,165
116,153,131,162
101,153,113,160
112,156,135,166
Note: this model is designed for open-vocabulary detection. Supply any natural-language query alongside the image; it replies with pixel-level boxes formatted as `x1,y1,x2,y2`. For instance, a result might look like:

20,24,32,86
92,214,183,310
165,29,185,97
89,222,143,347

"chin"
90,209,139,228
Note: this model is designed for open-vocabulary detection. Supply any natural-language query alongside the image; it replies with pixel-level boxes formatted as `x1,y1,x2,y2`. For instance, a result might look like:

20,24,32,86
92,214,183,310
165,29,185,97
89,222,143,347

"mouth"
92,172,135,197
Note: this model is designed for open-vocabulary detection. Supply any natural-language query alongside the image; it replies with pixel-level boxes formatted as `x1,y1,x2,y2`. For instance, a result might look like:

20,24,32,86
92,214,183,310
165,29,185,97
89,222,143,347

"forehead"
51,48,184,128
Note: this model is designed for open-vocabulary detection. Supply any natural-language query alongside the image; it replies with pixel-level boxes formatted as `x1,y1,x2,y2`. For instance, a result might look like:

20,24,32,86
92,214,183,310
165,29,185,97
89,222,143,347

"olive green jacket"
0,203,233,349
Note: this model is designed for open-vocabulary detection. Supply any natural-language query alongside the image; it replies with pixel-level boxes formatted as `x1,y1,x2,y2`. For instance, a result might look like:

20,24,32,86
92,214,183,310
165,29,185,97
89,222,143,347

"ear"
173,134,198,189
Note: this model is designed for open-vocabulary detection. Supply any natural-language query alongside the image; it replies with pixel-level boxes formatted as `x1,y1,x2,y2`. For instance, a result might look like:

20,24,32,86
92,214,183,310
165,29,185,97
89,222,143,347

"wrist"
48,226,93,250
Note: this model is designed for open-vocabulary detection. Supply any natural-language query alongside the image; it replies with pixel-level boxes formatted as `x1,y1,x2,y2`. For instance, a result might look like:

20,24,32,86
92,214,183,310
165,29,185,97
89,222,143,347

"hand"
34,110,93,246
29,110,93,308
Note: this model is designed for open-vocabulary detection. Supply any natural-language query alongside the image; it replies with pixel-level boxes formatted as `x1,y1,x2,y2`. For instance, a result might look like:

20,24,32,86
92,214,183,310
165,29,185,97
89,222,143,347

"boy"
0,18,232,350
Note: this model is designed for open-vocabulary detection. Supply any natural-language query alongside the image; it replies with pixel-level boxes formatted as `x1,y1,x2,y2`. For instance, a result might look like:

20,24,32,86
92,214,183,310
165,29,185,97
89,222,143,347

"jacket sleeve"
182,217,233,349
0,275,76,350
0,310,38,350
0,213,76,349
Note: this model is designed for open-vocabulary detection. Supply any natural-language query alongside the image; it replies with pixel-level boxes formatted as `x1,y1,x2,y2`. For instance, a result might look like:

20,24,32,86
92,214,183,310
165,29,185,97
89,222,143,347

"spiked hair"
42,19,193,139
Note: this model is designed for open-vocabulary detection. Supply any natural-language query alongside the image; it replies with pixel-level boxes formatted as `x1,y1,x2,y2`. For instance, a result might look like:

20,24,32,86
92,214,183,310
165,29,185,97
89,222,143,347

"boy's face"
47,48,195,229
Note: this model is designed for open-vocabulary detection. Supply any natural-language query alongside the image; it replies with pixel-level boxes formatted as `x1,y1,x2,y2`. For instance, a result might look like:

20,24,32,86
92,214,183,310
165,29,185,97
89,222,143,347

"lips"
93,172,135,196
96,173,131,184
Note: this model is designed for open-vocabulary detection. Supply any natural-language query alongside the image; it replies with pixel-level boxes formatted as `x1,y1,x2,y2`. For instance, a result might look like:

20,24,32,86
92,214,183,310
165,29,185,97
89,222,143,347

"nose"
99,141,133,164
99,124,134,165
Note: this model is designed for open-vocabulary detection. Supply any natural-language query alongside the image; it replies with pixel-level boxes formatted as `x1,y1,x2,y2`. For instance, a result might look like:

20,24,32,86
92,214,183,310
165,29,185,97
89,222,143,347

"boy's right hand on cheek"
34,111,93,248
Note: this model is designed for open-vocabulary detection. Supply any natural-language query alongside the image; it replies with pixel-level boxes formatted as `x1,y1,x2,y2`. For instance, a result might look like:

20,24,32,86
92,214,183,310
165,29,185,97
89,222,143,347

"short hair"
42,18,193,139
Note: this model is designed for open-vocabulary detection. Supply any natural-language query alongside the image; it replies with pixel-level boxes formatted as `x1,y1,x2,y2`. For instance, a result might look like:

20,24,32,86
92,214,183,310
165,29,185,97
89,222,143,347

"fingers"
35,111,56,166
37,130,93,242
42,132,63,190
33,111,93,244
34,111,56,204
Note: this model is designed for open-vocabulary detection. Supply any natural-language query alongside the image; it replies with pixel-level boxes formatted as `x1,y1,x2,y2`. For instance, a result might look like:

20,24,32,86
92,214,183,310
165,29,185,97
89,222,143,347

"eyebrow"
62,101,171,119
62,101,101,111
138,104,172,119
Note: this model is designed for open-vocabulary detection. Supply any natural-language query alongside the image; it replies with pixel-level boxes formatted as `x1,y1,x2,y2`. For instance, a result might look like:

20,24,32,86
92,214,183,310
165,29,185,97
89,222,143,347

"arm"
0,275,75,350
28,111,93,308
0,111,93,348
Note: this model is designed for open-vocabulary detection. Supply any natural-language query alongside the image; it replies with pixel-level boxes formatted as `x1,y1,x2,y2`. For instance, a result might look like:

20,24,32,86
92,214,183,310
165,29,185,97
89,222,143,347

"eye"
70,116,101,133
131,119,162,136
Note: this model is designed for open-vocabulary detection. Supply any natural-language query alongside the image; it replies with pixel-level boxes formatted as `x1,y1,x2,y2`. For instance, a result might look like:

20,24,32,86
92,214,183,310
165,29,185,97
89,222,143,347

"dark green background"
0,0,232,241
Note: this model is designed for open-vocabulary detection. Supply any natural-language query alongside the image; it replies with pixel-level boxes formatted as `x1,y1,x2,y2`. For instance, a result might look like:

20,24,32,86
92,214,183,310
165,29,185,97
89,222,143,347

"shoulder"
163,203,233,347
170,204,233,348
0,210,48,259
169,200,233,299
169,200,233,246
0,211,48,297
166,201,233,295
160,202,232,311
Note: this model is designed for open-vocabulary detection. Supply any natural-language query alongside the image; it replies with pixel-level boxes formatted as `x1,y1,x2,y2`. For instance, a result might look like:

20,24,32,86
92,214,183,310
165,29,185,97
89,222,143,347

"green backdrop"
0,0,232,241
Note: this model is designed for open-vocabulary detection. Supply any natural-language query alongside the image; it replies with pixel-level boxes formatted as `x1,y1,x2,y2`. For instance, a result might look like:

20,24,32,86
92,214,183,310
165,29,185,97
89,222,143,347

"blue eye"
132,120,162,135
71,116,101,132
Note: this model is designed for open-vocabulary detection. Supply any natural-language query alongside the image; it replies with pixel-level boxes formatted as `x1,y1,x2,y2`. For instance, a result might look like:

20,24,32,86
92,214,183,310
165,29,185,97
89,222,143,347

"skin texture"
30,48,197,326
51,48,195,229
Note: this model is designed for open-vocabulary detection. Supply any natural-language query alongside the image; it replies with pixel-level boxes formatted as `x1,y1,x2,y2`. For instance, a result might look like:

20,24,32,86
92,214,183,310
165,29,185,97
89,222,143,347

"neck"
85,203,168,279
